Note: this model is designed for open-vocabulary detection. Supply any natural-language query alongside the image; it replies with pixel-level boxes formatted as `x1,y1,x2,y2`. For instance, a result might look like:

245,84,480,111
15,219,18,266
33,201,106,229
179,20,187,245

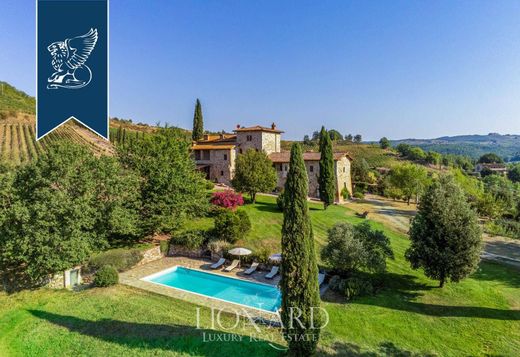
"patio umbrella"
228,247,252,267
269,253,282,262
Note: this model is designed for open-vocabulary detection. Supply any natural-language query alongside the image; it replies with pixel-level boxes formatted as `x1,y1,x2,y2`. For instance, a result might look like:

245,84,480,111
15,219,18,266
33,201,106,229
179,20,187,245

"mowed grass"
1,195,519,356
194,195,520,355
0,286,285,357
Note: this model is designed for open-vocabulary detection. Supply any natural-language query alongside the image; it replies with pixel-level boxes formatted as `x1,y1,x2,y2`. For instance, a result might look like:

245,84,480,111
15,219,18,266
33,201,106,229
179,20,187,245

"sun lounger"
244,262,259,275
210,258,226,269
224,259,240,272
318,273,325,286
265,266,279,279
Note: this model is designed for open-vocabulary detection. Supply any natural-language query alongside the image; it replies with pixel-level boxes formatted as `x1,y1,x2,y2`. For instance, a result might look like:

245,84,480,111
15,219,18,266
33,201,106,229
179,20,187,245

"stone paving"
119,256,282,321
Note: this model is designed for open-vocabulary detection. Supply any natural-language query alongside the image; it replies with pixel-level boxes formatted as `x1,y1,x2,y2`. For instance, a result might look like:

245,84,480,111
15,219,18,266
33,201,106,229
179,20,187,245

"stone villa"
192,124,353,202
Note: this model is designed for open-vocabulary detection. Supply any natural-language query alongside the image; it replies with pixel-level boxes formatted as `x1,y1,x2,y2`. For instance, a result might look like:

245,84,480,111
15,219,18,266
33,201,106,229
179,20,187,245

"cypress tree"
281,143,321,356
318,126,335,209
192,98,204,141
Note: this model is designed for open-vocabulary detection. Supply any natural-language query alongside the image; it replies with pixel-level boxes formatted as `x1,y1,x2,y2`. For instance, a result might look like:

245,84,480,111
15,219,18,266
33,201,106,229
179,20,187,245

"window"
246,135,253,141
202,150,210,160
194,151,201,160
220,171,224,176
224,154,228,161
239,149,243,154
344,182,347,188
279,164,283,171
310,165,314,172
343,167,346,173
284,165,288,172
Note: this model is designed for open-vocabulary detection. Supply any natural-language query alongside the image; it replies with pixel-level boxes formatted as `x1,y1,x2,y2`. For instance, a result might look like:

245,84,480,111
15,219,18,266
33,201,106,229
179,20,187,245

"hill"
282,140,401,168
392,133,520,161
0,82,35,115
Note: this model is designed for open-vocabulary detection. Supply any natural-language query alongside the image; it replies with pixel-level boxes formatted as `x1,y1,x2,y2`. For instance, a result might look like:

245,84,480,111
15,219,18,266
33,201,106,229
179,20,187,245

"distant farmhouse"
475,163,508,176
192,123,353,202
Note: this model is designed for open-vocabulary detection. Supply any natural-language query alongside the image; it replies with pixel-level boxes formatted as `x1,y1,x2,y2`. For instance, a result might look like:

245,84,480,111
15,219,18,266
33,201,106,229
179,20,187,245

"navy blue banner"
37,0,108,139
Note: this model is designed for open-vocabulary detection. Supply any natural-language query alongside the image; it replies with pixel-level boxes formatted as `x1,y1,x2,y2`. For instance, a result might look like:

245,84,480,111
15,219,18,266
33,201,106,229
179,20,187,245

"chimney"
236,124,241,129
271,122,276,130
220,130,225,139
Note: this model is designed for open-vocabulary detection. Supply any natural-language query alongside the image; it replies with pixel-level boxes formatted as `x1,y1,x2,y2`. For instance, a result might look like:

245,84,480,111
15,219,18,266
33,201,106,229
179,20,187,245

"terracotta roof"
480,163,507,169
192,144,235,150
269,151,351,163
234,125,284,134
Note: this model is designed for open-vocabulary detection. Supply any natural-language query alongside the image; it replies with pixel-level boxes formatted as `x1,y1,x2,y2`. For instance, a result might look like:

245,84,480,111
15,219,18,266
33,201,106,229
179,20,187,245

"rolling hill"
392,133,520,161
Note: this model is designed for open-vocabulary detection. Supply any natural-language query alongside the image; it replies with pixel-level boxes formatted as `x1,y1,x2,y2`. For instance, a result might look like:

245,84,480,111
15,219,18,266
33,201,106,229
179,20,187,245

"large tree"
379,137,390,149
478,153,503,164
192,98,204,141
0,142,141,288
318,126,335,209
386,163,429,205
406,175,481,287
118,128,209,235
281,143,321,355
232,149,277,203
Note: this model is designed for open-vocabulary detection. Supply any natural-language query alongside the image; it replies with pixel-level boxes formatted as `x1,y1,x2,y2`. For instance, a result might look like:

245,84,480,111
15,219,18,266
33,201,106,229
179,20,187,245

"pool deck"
119,257,282,321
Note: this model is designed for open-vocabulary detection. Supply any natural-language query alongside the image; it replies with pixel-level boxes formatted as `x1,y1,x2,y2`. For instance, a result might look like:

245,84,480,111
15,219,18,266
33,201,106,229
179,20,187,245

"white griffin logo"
47,28,98,90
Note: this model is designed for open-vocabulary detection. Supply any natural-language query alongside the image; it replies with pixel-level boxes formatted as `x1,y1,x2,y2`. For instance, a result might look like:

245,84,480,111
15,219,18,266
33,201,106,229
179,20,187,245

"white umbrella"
269,253,282,262
228,247,252,267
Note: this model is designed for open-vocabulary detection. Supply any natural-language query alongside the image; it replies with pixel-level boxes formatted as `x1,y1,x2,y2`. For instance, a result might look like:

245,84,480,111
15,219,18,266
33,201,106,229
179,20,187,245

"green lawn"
1,195,519,356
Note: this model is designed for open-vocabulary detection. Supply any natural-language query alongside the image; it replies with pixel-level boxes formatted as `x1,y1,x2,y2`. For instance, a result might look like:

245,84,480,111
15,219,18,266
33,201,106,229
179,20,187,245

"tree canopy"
118,128,209,235
406,175,481,287
478,153,503,164
0,142,141,288
386,163,429,204
232,148,277,203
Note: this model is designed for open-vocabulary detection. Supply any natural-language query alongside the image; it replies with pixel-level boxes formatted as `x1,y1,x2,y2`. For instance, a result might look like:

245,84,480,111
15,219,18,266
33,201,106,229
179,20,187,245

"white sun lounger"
224,259,240,272
318,273,325,286
210,258,226,269
244,262,259,275
265,266,279,279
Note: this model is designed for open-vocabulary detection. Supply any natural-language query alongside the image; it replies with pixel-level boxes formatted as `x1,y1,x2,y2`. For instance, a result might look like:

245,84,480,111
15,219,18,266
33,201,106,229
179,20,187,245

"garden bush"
321,222,394,274
276,190,285,211
89,248,143,272
341,187,351,200
213,209,251,243
94,265,119,287
170,230,207,250
210,190,244,210
205,180,215,190
159,240,169,254
328,274,375,301
207,240,231,256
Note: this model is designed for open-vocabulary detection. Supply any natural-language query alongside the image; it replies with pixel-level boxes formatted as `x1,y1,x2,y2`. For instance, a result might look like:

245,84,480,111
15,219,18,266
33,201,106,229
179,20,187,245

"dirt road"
345,194,520,269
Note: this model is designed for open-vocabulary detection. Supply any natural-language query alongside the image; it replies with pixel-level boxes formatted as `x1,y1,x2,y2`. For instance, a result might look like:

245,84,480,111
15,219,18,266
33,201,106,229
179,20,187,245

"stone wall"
235,131,263,154
274,160,320,198
335,156,352,201
137,246,164,266
207,148,234,185
168,244,205,258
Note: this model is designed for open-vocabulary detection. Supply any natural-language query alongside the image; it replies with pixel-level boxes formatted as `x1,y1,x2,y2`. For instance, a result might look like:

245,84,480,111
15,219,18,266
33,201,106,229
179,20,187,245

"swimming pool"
142,266,281,312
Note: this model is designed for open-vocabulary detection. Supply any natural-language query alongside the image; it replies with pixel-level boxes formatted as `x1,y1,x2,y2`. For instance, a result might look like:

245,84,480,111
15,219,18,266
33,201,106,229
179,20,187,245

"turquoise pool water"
144,266,281,312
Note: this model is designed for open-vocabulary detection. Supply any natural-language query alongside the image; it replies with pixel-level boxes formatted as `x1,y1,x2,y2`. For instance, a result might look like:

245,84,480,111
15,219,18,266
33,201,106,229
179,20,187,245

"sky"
1,0,520,141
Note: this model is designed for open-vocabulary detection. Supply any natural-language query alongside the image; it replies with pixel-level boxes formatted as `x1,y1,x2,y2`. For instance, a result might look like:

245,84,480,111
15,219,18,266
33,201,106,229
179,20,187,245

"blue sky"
1,0,520,140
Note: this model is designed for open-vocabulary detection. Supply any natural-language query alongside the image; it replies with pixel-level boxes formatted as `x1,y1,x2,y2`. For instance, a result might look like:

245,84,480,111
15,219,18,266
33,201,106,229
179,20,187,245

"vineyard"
0,120,113,165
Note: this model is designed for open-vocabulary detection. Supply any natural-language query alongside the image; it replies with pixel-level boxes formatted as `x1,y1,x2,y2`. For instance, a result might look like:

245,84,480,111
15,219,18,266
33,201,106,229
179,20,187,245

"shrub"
341,187,350,200
277,190,285,211
159,240,169,254
170,230,207,250
353,191,364,199
210,190,244,210
321,222,393,274
207,240,231,256
251,246,272,264
89,248,143,272
205,180,215,190
328,275,375,301
213,209,251,243
94,265,119,287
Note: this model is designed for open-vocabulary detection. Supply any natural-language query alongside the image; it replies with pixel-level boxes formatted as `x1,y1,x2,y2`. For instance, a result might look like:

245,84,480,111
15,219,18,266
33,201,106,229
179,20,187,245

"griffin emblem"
47,28,98,90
